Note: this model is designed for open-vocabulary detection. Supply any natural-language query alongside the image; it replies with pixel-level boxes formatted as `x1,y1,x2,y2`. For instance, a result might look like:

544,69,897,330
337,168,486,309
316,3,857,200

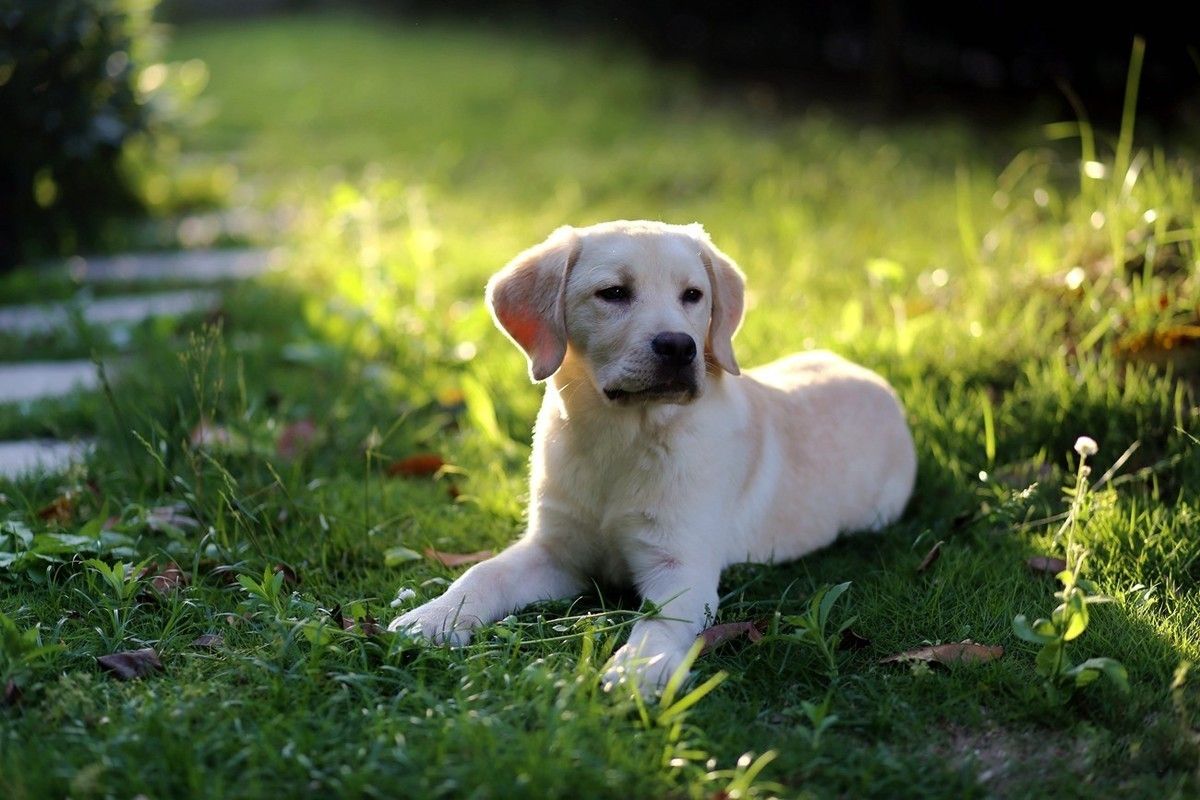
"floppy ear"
693,228,745,376
486,226,581,382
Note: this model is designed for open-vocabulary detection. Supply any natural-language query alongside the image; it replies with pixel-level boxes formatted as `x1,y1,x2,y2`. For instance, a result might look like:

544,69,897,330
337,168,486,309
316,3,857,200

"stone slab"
0,360,105,404
65,247,278,284
0,289,221,336
0,439,93,480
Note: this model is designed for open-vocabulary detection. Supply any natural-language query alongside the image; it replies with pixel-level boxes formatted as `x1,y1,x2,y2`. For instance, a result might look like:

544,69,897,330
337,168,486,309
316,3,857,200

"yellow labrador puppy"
389,220,916,692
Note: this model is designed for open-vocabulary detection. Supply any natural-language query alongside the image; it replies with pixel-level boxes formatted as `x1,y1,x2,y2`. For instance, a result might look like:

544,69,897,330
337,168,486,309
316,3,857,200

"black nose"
651,332,697,366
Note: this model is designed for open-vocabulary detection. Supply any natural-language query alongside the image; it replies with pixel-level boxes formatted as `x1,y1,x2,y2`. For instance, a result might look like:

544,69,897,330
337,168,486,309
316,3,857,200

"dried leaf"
190,634,224,649
423,547,493,568
1115,324,1200,369
37,495,75,524
917,540,944,573
838,629,872,651
140,562,189,594
97,648,163,680
881,640,1003,666
277,418,319,461
274,563,299,586
1027,556,1067,575
388,453,445,478
341,614,383,637
328,603,380,637
700,621,764,653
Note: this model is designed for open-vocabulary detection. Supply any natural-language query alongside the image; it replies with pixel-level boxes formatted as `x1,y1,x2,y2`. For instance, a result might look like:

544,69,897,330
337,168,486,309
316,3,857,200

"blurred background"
3,0,1197,270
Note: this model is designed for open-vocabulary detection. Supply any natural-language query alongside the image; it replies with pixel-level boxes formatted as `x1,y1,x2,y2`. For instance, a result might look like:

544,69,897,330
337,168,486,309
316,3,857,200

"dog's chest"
539,412,684,534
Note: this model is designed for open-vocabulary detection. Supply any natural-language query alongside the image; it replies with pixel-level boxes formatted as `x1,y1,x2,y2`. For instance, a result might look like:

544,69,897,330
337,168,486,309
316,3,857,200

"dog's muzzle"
604,332,700,404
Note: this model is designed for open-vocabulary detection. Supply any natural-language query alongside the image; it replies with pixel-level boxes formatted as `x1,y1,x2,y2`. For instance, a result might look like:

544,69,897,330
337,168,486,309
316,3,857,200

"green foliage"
0,611,62,689
0,0,212,268
0,516,136,577
781,581,856,680
1012,441,1130,700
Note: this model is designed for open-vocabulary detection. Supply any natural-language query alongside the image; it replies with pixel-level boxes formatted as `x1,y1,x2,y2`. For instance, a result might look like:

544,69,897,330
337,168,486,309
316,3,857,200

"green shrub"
0,0,164,269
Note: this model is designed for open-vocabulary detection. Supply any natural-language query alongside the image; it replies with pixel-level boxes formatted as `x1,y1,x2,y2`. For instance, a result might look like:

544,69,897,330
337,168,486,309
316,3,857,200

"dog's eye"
681,288,703,304
595,286,631,303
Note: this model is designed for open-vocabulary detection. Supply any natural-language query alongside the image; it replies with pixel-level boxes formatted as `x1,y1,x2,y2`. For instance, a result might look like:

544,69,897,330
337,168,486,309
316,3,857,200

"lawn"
2,13,1199,799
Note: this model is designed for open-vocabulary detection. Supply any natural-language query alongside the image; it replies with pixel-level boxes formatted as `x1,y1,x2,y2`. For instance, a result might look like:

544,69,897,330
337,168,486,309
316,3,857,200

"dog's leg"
601,555,721,696
388,540,582,645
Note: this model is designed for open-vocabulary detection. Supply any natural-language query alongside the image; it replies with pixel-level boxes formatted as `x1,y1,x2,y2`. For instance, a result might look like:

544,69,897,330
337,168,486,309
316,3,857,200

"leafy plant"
79,558,147,647
0,516,136,578
237,565,290,619
1013,437,1129,699
0,611,62,692
783,691,840,750
780,581,856,680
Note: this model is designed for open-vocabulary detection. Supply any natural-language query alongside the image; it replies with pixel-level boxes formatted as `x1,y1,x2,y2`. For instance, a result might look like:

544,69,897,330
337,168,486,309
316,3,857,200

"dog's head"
486,220,745,405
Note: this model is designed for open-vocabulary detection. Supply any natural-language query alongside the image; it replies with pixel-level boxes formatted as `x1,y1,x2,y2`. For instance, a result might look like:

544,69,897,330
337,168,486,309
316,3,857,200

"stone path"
65,247,278,284
0,361,105,404
0,247,272,479
0,289,221,336
0,440,94,477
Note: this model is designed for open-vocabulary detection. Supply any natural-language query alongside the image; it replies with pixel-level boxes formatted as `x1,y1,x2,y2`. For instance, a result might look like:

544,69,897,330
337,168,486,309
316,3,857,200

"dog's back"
733,350,916,562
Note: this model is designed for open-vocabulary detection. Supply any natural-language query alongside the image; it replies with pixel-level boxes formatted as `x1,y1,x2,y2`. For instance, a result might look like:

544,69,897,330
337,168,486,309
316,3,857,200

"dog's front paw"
387,600,479,646
601,641,689,699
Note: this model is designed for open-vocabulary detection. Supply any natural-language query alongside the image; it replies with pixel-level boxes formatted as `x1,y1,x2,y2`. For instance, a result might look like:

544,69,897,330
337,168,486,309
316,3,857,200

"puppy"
389,220,916,692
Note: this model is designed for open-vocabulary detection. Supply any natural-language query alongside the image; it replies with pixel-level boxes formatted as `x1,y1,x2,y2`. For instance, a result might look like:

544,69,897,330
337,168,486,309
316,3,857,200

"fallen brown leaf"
97,648,163,680
423,547,492,568
881,640,1003,666
190,634,224,649
139,562,189,594
37,494,75,524
201,562,243,586
329,603,384,637
1027,556,1067,575
273,563,300,586
1114,324,1200,370
388,453,445,478
700,621,764,653
917,540,944,573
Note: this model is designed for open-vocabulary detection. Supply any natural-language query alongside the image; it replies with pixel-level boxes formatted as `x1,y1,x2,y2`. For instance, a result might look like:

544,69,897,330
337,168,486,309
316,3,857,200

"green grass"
2,12,1199,799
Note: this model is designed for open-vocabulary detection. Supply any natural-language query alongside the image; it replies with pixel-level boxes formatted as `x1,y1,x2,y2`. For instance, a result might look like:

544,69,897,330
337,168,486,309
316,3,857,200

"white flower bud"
1073,436,1098,457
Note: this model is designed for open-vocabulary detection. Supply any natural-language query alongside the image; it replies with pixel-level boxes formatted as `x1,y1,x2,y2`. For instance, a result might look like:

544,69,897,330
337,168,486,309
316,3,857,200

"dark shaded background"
163,0,1200,133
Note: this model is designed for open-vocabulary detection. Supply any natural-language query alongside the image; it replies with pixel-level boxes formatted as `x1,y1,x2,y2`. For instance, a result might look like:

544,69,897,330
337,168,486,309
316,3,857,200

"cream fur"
389,220,917,694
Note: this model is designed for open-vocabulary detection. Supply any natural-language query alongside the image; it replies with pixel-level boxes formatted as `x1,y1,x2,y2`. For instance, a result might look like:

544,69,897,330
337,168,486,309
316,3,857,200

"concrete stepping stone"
0,289,220,336
0,439,93,480
65,247,278,284
0,360,105,404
